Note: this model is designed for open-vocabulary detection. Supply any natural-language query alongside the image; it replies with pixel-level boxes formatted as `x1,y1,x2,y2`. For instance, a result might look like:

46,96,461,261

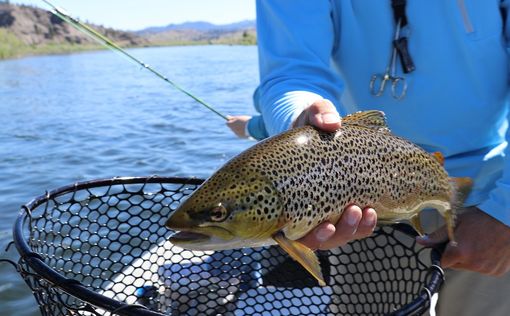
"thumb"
310,100,341,132
416,225,449,247
293,99,341,132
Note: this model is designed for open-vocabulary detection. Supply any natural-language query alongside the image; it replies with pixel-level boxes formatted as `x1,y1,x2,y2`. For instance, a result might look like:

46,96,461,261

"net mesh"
13,177,442,316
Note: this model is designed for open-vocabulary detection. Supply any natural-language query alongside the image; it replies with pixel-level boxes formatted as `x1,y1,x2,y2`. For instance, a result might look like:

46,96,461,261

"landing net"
11,176,443,316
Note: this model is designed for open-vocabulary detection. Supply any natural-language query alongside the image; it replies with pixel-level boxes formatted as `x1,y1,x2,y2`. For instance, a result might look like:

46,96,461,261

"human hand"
417,207,510,276
226,115,252,138
292,99,342,132
299,205,377,250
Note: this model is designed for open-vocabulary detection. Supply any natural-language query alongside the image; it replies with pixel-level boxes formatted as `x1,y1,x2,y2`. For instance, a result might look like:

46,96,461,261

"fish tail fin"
273,232,325,286
450,177,473,202
441,177,473,245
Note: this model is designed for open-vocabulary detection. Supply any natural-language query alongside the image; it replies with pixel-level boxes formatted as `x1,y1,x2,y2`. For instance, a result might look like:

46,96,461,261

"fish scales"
166,110,471,285
226,123,451,240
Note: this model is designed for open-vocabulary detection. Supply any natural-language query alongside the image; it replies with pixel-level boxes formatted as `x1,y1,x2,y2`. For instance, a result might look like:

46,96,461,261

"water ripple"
0,45,258,315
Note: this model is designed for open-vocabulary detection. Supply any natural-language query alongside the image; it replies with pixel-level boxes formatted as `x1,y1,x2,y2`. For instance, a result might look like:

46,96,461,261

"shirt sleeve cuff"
246,115,269,140
261,90,328,136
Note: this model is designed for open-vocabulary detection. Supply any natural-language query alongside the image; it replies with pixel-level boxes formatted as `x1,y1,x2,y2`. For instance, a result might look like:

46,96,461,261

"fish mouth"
169,226,235,246
170,231,210,243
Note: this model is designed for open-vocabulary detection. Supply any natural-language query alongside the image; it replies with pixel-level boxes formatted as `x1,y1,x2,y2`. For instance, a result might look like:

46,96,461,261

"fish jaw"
170,232,277,251
166,203,237,249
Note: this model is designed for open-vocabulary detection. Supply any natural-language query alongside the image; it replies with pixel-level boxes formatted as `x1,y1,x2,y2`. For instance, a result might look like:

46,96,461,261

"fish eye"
209,203,228,222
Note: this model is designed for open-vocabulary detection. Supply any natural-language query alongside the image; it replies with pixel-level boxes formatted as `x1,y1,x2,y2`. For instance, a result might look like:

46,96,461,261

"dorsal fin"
431,152,445,166
342,110,389,131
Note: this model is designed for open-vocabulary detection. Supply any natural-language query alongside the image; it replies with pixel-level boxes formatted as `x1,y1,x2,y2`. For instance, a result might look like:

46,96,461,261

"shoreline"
0,41,256,61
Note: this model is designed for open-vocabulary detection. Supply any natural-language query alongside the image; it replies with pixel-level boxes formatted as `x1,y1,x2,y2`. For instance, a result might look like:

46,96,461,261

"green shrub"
0,28,28,59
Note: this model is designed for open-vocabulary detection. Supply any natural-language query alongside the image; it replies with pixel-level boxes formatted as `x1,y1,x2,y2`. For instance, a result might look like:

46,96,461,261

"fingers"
292,99,341,132
225,115,252,138
298,222,336,250
416,225,460,268
299,205,377,250
441,245,509,276
416,225,449,247
415,211,510,276
356,207,377,237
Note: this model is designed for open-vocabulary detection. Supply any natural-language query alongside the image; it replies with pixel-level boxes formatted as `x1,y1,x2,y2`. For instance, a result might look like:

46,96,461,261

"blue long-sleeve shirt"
255,0,510,226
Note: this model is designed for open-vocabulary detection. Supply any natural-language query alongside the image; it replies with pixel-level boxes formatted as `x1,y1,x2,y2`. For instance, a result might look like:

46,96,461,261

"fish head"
166,173,283,250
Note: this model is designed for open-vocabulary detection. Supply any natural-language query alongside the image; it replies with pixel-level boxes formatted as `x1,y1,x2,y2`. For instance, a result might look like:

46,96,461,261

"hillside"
0,3,146,59
0,3,257,60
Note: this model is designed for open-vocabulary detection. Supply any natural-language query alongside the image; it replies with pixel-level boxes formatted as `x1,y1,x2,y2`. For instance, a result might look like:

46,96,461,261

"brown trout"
166,111,472,285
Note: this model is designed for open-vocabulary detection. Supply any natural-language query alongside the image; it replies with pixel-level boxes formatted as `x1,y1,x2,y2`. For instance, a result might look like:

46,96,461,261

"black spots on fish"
200,124,451,238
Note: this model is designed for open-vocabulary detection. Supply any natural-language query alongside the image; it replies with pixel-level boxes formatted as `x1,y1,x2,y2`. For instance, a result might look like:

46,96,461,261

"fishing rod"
41,0,229,121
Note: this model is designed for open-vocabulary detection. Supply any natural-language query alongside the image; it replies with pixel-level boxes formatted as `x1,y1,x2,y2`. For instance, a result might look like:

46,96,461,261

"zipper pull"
393,37,415,74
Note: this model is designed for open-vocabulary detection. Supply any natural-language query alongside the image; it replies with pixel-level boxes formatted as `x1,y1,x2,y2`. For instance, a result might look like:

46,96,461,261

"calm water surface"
0,45,259,315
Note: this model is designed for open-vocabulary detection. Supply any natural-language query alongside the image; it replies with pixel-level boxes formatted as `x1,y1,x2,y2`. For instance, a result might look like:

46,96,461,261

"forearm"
256,0,344,136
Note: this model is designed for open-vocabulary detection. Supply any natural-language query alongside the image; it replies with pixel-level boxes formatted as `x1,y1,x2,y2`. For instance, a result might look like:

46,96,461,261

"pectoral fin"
273,232,325,286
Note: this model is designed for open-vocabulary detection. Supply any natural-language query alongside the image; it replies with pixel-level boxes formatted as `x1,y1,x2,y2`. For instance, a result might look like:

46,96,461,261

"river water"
0,45,259,315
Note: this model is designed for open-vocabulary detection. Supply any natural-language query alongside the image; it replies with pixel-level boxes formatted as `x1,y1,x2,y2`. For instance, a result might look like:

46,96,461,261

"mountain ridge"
137,20,256,34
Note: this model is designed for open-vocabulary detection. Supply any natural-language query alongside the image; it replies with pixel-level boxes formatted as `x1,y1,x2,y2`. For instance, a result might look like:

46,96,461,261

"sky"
12,0,256,31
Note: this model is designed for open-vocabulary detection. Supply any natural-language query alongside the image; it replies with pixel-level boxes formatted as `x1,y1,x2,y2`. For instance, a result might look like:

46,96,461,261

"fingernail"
321,112,340,124
316,228,333,242
347,212,358,226
364,210,376,226
416,235,429,243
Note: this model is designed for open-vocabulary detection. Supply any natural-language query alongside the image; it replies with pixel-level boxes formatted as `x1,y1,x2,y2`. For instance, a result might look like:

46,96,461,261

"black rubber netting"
11,176,444,316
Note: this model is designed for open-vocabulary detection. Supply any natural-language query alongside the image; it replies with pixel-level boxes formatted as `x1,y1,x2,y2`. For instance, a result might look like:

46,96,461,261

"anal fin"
273,232,325,286
410,215,425,236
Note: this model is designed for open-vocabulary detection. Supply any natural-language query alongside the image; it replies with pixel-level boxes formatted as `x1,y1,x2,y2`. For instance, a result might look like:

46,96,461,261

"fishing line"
41,0,229,121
